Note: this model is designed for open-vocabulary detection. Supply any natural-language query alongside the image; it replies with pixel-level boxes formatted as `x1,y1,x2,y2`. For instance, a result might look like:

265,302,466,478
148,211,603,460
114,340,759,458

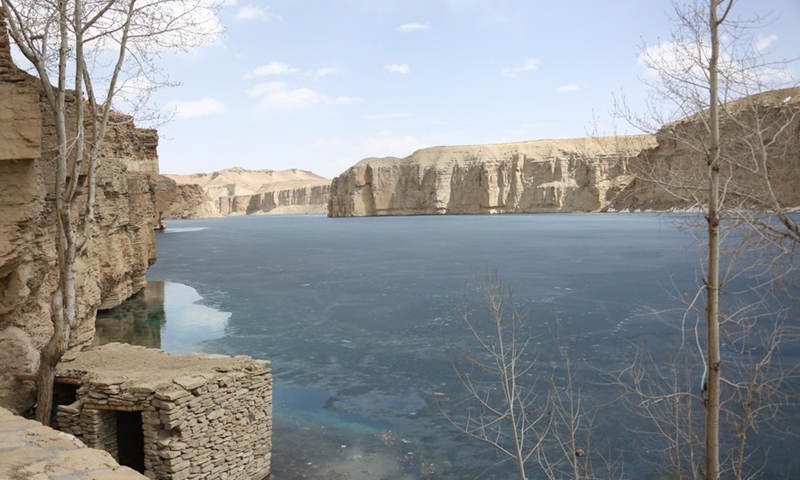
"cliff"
160,180,222,219
165,167,331,217
0,18,159,412
610,87,800,211
328,136,656,216
218,179,331,215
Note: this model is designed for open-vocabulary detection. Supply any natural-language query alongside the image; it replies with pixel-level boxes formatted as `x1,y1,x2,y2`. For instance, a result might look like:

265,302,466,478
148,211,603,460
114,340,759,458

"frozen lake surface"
96,213,798,479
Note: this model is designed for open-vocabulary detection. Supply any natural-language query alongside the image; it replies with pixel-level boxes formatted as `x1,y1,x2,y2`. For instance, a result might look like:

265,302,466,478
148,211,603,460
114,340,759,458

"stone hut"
44,343,272,480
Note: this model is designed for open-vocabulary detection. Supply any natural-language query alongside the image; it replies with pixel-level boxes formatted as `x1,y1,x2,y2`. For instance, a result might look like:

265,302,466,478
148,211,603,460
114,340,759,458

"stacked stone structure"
51,344,272,480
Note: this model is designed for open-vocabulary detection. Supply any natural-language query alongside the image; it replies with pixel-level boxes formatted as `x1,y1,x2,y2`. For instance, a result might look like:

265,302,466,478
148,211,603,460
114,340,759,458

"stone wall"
54,344,272,480
0,13,159,413
0,406,146,479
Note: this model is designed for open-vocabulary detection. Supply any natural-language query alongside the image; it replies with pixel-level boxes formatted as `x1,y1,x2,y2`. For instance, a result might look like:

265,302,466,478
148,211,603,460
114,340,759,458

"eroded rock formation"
164,167,331,217
0,19,159,412
218,179,331,215
610,87,800,211
159,180,221,219
328,136,656,216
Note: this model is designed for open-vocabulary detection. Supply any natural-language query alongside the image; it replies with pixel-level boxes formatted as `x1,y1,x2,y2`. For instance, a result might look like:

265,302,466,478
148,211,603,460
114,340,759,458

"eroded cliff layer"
328,136,656,217
610,87,800,211
218,179,332,215
160,180,222,219
0,21,159,412
165,167,331,217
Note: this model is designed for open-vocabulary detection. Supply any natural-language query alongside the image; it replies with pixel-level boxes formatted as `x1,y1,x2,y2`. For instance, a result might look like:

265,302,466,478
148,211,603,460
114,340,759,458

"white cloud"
244,61,300,79
639,40,795,93
235,5,275,21
315,67,343,78
314,137,343,146
364,113,411,120
501,58,540,77
755,34,778,52
398,23,430,33
248,81,361,109
356,130,423,158
557,84,581,93
168,97,226,119
384,63,410,74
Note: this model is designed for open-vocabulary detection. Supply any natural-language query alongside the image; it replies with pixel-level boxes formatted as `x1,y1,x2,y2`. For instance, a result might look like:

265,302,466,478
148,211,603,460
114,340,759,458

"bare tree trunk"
704,2,731,478
3,0,220,425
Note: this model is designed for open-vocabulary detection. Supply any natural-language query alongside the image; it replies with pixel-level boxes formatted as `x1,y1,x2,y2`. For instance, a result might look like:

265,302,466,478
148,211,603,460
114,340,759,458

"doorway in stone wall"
116,411,145,473
51,382,79,425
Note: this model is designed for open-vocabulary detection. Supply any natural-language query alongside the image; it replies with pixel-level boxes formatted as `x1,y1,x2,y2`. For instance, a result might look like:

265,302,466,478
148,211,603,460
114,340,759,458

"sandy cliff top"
166,167,327,196
350,135,656,171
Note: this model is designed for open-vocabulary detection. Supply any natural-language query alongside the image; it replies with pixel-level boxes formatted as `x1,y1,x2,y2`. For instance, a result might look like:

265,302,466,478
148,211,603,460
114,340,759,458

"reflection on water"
94,282,165,348
94,281,230,353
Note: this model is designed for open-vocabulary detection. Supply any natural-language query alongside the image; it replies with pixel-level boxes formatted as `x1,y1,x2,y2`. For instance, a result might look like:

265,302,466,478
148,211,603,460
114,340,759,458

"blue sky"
150,0,800,178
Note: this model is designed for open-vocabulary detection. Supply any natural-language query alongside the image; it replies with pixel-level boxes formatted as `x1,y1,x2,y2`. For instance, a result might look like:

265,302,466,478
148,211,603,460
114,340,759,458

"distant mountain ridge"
161,167,331,218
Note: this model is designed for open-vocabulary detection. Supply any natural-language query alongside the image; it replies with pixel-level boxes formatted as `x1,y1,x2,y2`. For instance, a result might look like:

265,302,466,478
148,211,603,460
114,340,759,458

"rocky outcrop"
218,179,331,215
160,180,221,219
329,88,800,218
328,136,656,216
0,18,158,413
610,87,800,211
165,167,331,217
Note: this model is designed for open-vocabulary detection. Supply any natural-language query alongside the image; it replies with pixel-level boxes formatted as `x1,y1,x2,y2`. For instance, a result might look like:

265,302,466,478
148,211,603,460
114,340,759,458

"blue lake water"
95,213,798,479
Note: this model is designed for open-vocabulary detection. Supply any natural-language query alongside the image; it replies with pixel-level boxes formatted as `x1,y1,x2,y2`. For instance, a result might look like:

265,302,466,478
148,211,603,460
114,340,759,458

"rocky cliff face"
161,181,221,219
328,136,656,216
165,167,331,217
0,20,158,413
610,87,800,211
218,179,331,215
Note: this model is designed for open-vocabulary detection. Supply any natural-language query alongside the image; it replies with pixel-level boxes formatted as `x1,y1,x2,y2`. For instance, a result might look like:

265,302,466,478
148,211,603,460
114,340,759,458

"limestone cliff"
328,136,656,216
610,87,800,211
160,180,221,219
165,167,331,217
218,179,331,215
0,19,159,412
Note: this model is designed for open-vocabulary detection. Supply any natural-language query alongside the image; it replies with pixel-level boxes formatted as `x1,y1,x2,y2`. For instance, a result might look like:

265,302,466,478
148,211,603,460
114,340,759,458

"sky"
144,0,800,178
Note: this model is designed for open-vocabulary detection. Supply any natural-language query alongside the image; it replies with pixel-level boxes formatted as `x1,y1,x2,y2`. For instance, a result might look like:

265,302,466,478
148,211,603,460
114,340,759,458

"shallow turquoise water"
96,213,798,479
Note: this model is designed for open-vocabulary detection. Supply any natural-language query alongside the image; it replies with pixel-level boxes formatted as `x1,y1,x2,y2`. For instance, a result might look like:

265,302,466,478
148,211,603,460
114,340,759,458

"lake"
95,213,798,479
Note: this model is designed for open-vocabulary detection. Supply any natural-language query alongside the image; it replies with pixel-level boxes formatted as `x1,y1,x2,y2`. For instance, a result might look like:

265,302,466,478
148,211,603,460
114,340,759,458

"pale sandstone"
165,167,331,217
160,181,222,219
610,87,800,211
0,16,158,413
328,136,656,216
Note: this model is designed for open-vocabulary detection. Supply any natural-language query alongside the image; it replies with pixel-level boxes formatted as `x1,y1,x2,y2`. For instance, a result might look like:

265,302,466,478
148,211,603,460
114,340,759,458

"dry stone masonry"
51,343,272,480
0,406,146,479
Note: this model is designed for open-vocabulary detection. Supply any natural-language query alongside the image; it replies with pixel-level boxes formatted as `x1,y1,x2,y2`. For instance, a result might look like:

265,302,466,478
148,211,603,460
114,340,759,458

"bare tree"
613,1,799,478
0,0,221,425
442,271,613,480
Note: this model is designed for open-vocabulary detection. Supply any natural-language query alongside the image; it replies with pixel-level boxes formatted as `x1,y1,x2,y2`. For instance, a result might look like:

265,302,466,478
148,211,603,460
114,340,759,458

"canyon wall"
164,168,331,218
0,20,159,413
329,88,799,217
328,136,656,216
160,180,222,219
218,180,331,215
610,87,800,211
